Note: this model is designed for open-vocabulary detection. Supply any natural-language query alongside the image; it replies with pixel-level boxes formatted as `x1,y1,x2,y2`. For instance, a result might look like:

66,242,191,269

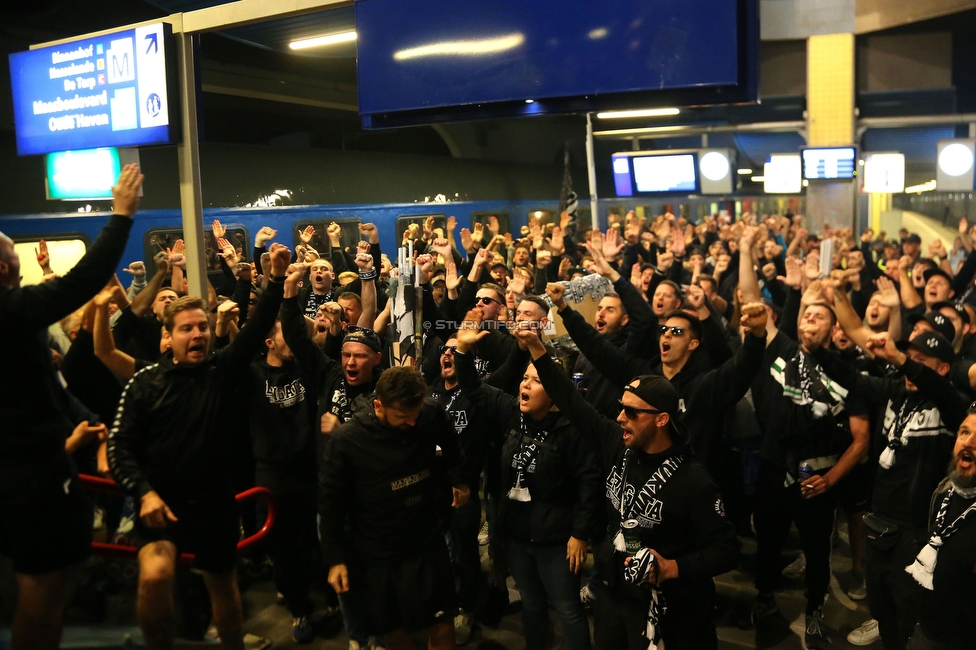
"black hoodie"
318,404,463,566
530,352,738,647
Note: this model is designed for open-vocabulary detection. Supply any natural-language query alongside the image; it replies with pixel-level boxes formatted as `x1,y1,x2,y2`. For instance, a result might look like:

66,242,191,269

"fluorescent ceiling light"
750,176,765,182
737,168,753,175
393,33,525,61
290,30,357,50
596,108,680,119
905,180,937,193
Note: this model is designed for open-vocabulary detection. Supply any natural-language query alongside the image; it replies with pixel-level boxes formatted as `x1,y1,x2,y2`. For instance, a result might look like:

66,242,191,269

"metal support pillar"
176,32,208,300
585,113,599,230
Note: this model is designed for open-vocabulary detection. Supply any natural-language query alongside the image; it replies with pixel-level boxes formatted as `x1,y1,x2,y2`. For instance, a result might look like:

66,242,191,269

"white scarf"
905,485,976,589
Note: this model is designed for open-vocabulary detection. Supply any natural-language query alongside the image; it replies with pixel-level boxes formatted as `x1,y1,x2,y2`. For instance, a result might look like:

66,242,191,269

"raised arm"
0,166,141,328
516,328,622,464
547,282,652,389
93,288,137,380
354,242,378,329
897,256,922,309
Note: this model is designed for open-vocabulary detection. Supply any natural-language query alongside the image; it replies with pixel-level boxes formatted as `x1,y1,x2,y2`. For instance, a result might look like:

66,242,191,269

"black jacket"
557,301,767,466
279,294,378,427
318,404,464,566
107,280,284,500
917,482,976,649
455,349,602,546
0,214,131,492
812,348,965,531
531,352,738,647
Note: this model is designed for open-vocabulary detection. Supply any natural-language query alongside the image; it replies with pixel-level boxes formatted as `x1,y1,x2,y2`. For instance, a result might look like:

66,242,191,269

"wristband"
359,267,378,281
269,274,286,283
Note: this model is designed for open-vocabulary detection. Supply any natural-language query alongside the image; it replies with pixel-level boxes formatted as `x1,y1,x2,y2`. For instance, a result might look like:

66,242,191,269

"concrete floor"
234,528,872,650
0,523,873,650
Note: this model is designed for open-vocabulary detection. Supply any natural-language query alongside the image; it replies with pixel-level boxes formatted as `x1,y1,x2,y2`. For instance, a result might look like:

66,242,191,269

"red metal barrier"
79,474,276,567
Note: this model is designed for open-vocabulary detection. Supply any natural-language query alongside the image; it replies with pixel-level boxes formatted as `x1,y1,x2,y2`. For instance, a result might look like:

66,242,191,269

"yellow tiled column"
807,33,855,146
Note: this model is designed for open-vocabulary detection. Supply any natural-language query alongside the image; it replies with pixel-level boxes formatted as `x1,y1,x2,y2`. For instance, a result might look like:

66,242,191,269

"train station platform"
0,517,873,649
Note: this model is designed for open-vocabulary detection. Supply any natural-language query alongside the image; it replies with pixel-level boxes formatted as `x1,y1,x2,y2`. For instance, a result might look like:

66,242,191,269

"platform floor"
0,523,872,650
235,527,871,650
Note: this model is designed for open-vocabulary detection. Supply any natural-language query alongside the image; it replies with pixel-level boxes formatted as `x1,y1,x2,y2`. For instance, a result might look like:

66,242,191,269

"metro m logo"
106,37,135,84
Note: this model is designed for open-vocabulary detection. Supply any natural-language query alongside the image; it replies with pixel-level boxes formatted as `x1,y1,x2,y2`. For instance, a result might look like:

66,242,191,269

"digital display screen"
632,154,697,193
9,22,178,156
356,0,757,127
802,147,856,180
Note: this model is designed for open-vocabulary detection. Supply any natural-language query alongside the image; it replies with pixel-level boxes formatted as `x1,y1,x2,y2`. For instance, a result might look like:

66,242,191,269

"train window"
12,235,89,286
606,206,626,230
396,214,447,245
144,225,251,274
527,209,556,227
470,211,510,236
291,218,363,257
575,207,592,231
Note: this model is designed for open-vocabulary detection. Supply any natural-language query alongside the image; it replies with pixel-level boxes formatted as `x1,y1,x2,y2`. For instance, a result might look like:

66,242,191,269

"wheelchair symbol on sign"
146,93,162,118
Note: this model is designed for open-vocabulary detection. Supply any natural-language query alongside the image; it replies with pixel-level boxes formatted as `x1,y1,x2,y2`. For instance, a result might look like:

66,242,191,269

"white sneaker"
454,609,473,645
781,553,806,579
846,619,880,646
478,522,489,545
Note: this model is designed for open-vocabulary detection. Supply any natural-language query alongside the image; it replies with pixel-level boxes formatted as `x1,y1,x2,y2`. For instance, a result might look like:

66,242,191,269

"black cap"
624,375,683,436
884,238,900,249
932,300,970,324
896,331,955,364
490,261,510,273
342,326,382,353
567,267,588,277
903,233,922,244
923,268,953,285
907,310,956,341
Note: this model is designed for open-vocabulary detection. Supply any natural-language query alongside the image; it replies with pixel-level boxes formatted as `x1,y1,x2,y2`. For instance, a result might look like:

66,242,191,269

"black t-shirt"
752,333,850,472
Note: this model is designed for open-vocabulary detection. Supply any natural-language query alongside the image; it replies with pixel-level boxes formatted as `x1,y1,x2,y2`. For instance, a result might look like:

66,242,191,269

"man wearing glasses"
514,303,768,649
455,248,517,375
543,283,768,468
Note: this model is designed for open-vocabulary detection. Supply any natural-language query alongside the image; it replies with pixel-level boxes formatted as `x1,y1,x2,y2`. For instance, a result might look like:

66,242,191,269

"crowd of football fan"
1,165,973,650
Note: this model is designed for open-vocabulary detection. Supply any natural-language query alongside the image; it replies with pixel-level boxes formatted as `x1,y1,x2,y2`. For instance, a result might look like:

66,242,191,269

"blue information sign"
9,22,179,156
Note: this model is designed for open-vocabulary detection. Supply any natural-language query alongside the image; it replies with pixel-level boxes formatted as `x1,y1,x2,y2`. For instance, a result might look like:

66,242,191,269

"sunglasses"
439,345,457,354
477,296,500,306
346,325,381,342
617,400,662,420
657,325,686,336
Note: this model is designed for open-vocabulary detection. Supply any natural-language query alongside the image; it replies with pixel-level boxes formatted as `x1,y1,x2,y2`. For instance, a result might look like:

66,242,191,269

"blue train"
0,194,805,284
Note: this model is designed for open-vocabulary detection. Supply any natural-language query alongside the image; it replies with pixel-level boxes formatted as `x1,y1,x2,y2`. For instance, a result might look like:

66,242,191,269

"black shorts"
348,538,457,635
131,491,239,574
0,466,92,575
835,462,872,514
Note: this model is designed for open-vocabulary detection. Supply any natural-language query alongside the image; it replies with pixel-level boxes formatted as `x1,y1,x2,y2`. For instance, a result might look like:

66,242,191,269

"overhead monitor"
763,154,802,194
45,147,141,200
801,147,857,180
862,152,905,193
612,152,698,196
356,0,759,127
9,22,179,156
